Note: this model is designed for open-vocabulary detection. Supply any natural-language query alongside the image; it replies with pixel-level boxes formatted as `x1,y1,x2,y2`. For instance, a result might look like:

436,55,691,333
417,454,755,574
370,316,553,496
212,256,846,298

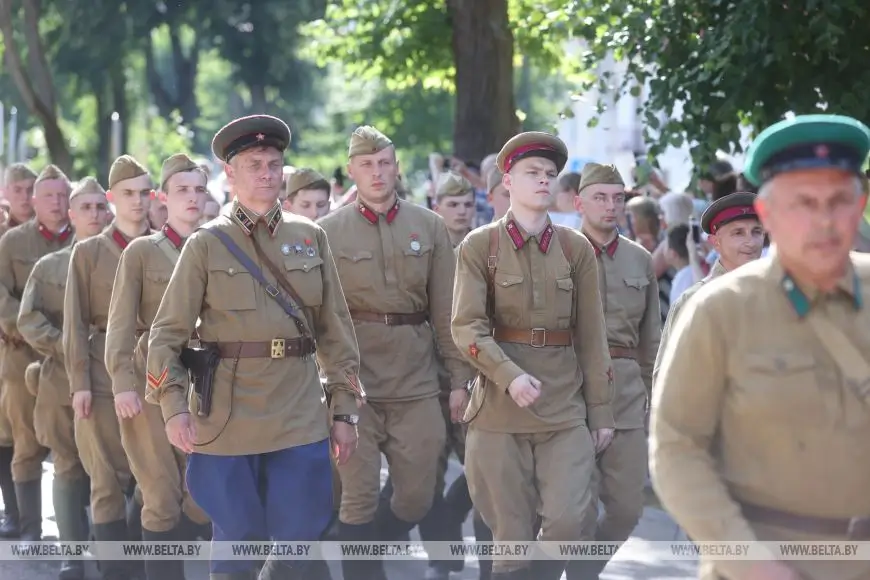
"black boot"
473,511,493,580
127,495,143,542
338,521,387,580
0,446,18,538
258,556,332,580
54,477,88,580
531,558,568,580
377,477,408,542
564,557,607,580
420,494,459,579
373,501,415,542
14,479,41,541
92,519,132,580
142,527,186,580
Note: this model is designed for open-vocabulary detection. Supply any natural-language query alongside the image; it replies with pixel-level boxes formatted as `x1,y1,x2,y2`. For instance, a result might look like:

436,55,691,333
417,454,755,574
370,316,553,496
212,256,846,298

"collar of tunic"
581,229,619,258
356,196,400,225
771,256,862,317
161,223,184,249
231,200,282,237
503,211,555,253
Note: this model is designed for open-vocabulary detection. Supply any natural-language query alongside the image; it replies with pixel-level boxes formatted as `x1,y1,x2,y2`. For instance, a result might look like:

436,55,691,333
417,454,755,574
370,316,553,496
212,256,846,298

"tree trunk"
0,0,73,173
249,83,267,113
110,63,128,155
447,0,518,164
95,87,110,184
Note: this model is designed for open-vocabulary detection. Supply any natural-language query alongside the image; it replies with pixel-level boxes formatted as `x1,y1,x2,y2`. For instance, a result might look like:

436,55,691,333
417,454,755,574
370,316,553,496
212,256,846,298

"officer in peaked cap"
652,114,870,580
211,114,292,164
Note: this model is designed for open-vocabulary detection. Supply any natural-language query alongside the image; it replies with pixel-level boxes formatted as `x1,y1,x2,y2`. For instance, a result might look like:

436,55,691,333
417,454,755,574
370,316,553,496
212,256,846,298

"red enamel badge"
469,344,480,359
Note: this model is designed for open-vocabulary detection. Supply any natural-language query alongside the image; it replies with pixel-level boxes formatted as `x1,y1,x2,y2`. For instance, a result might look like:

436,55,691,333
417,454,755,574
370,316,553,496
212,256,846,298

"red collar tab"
111,228,129,250
162,224,184,249
505,220,526,250
709,206,757,234
38,222,72,243
357,198,400,225
596,237,619,258
504,143,559,172
538,224,554,254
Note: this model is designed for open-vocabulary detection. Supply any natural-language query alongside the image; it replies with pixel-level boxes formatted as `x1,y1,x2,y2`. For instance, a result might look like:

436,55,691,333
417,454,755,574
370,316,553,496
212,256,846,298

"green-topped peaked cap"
744,114,870,187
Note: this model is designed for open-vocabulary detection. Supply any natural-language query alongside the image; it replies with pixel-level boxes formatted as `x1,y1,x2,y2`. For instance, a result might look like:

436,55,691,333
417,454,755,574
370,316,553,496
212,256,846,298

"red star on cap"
256,133,265,141
815,145,829,158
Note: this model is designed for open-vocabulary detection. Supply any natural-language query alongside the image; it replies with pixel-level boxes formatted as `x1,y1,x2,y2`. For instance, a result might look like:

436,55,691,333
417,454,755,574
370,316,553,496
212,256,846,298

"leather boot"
473,511,493,580
373,501,415,542
127,494,143,542
92,519,132,580
531,558,568,580
258,556,332,580
14,478,42,541
420,494,459,579
0,446,18,538
53,477,88,580
338,521,387,580
142,527,186,580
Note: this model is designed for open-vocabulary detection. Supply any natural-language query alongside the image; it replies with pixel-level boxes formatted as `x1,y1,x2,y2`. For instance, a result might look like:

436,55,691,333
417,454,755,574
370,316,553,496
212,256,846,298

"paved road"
0,459,697,579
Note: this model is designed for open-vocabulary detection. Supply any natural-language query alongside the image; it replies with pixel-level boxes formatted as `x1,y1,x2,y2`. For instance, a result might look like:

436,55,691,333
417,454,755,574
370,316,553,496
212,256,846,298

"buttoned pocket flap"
284,257,324,273
206,263,257,310
745,353,815,375
495,273,524,288
624,277,649,290
144,270,171,284
338,251,373,263
556,278,574,291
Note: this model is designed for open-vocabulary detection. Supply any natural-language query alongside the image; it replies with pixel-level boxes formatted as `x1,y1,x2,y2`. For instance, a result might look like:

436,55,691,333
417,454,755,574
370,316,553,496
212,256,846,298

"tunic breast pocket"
336,250,374,292
402,245,432,290
283,257,324,307
622,277,649,318
494,272,525,320
11,258,36,289
731,352,819,420
206,264,257,311
555,276,574,322
143,270,171,307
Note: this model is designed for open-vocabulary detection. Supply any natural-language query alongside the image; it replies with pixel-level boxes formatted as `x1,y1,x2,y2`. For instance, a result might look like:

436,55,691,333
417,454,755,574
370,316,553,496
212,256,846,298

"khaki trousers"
0,382,12,447
75,396,132,524
120,401,207,531
337,396,446,525
466,425,595,573
3,378,48,481
581,427,647,542
434,392,465,496
34,403,84,481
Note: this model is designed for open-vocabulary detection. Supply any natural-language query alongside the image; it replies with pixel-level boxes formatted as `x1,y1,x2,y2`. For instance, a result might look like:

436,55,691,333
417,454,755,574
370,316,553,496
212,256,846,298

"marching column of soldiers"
0,110,866,580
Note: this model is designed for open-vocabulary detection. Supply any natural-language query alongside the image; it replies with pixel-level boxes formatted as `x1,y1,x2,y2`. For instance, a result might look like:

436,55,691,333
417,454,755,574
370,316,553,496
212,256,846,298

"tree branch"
22,0,56,112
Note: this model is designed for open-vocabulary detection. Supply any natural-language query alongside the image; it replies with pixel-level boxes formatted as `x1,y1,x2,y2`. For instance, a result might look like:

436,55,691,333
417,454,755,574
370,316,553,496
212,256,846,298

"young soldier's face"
575,183,625,234
434,192,475,232
487,184,511,220
3,178,34,218
160,170,207,227
347,147,399,205
69,193,109,238
32,178,70,224
505,157,557,212
709,218,764,269
108,174,152,223
286,188,330,222
756,168,866,280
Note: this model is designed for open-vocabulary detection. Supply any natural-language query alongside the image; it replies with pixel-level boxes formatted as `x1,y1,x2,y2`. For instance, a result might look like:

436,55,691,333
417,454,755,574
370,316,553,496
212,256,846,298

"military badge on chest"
409,233,421,254
282,241,315,256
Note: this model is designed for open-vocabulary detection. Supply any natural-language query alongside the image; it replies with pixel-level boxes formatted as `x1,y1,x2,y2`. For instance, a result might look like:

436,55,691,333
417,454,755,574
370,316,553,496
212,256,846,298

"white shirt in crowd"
669,264,695,305
549,212,582,229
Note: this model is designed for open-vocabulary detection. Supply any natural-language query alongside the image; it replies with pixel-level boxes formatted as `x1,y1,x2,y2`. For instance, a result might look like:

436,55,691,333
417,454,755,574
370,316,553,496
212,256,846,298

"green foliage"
572,0,870,167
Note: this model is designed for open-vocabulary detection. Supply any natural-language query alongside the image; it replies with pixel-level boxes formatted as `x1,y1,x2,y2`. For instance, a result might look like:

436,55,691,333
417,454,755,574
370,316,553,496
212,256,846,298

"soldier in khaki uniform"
64,156,152,579
319,126,474,580
0,165,74,541
452,132,616,579
652,114,870,580
0,163,36,537
566,163,660,579
146,115,364,580
433,170,475,246
283,168,331,221
652,192,764,388
106,154,209,580
486,168,509,223
18,177,109,579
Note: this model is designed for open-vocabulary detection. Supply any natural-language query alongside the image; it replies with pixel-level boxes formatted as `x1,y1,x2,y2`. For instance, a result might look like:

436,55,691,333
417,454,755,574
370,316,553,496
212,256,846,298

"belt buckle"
848,516,870,540
530,328,547,348
270,338,286,359
383,314,394,325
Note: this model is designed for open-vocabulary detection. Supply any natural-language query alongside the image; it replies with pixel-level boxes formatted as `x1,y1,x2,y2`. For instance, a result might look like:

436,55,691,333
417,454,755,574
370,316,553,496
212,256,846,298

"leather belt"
740,501,870,540
349,310,428,326
492,326,572,348
609,345,637,360
210,338,316,359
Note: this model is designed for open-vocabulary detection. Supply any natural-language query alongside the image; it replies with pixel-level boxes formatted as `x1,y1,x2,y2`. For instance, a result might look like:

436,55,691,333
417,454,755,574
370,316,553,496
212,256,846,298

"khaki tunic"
146,202,362,456
652,260,727,389
0,216,24,446
17,245,84,481
651,253,870,580
0,219,73,481
106,227,207,531
63,224,145,523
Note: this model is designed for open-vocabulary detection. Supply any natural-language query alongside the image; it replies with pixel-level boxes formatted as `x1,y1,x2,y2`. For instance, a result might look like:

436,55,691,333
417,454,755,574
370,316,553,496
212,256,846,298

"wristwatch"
333,414,359,426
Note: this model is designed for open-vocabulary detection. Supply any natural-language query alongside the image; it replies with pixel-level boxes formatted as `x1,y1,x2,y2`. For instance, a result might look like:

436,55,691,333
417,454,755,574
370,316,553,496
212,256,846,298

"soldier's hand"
114,391,142,420
330,421,358,466
745,561,800,580
591,428,615,453
508,374,541,408
449,389,469,423
166,413,196,454
72,391,92,419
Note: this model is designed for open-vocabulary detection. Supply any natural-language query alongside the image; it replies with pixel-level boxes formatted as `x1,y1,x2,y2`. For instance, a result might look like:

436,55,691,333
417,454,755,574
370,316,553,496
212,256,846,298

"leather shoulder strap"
155,235,180,268
553,225,576,271
805,313,870,402
486,227,500,319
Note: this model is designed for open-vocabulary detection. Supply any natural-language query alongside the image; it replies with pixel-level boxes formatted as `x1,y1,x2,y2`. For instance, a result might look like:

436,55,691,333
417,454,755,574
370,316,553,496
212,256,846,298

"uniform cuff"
492,360,525,392
158,387,189,423
587,404,615,431
112,373,138,395
69,377,91,395
330,391,359,417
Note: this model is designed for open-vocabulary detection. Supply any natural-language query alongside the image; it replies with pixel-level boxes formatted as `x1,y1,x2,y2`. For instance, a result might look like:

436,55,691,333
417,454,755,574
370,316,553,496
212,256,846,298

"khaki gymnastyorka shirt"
318,197,474,401
582,232,660,429
17,245,74,406
146,201,363,455
63,223,150,398
452,212,615,433
106,225,187,396
0,220,73,384
651,253,870,580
